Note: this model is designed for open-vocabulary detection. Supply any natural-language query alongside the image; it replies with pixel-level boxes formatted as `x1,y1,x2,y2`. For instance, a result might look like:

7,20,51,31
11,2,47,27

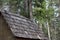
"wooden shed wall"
0,12,15,40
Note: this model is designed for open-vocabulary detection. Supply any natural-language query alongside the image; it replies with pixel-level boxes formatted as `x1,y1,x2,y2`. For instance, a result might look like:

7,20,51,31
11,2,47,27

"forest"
0,0,60,40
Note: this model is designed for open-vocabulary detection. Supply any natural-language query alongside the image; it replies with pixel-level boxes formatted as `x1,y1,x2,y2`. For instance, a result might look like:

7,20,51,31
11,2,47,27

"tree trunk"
24,0,28,17
47,21,51,40
24,0,28,13
28,0,33,20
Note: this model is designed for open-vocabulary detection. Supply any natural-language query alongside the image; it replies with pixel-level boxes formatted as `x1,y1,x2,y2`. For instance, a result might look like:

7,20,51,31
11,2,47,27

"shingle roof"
0,10,48,40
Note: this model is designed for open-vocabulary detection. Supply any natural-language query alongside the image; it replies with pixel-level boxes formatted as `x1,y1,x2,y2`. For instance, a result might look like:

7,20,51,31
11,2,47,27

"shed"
0,10,48,40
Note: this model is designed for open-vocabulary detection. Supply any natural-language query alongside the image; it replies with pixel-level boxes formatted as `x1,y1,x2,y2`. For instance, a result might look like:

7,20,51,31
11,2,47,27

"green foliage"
33,0,54,23
9,0,24,13
42,24,48,36
33,1,55,39
0,0,3,6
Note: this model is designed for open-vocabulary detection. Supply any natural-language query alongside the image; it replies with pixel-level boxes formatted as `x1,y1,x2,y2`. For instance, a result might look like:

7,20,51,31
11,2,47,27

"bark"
24,0,33,19
47,21,51,40
28,0,33,20
24,0,28,13
24,0,29,18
